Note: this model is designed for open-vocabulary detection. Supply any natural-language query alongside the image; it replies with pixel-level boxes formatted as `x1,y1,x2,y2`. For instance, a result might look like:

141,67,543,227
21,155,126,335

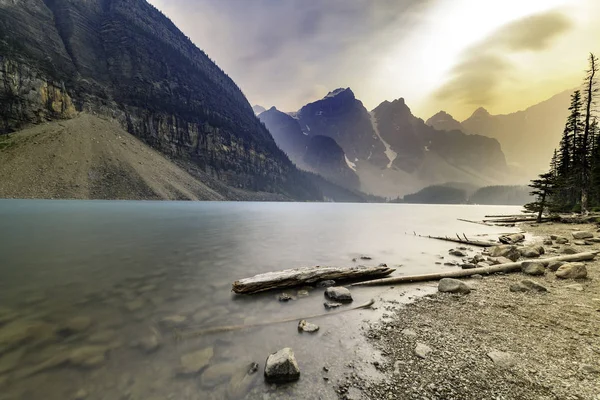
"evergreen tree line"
526,53,599,218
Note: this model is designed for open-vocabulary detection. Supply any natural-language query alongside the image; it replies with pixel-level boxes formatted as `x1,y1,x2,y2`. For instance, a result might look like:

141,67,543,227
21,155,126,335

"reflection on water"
0,200,520,399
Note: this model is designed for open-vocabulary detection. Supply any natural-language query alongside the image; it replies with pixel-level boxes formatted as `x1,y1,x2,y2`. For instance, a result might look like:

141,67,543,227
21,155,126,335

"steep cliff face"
258,107,308,168
297,88,389,169
0,0,321,199
258,107,360,191
303,135,360,190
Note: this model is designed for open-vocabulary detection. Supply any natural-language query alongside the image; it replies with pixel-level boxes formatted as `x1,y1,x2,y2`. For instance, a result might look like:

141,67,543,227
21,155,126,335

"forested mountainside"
0,0,321,200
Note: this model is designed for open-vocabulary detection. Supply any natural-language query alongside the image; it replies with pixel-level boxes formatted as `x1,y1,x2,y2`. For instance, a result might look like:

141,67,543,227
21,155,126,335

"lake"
0,200,521,400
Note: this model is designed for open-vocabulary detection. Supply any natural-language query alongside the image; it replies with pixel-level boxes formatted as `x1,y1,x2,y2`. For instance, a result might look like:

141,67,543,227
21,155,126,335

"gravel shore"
343,222,600,400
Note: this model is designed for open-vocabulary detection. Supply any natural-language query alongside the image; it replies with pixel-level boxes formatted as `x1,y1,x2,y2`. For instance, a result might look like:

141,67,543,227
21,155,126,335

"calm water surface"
0,201,521,399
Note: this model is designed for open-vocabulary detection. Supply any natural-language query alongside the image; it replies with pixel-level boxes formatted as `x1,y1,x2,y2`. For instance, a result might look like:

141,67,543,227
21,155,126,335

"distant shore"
343,222,600,400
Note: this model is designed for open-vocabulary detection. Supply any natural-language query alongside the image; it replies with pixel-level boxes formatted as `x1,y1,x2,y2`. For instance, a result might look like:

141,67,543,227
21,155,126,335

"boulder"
547,261,565,272
297,320,319,333
414,343,432,359
487,256,513,265
555,263,588,279
509,283,529,293
519,247,541,258
324,287,353,303
179,347,214,375
487,350,515,368
488,245,520,262
438,278,471,294
449,250,467,257
520,279,548,292
562,247,578,255
572,231,594,240
264,348,300,383
521,262,545,276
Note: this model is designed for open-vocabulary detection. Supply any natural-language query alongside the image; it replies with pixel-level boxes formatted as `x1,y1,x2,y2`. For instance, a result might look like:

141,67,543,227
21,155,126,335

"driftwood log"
484,214,535,218
417,233,495,248
457,218,494,226
351,251,598,287
232,265,395,294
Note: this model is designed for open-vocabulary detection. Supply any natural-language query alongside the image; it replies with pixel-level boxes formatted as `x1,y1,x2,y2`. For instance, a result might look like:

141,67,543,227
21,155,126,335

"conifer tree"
580,53,598,213
524,172,556,222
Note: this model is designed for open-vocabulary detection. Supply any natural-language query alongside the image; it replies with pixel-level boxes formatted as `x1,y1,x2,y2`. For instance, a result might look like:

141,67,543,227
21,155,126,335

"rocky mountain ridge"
260,88,509,197
0,0,322,200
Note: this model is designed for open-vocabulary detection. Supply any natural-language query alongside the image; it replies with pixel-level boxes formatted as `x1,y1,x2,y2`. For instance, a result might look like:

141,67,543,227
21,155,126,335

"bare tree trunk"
581,53,598,214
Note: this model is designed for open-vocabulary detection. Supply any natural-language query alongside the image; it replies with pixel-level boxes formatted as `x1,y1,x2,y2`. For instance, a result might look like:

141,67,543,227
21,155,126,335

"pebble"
415,343,432,359
298,320,319,333
487,350,515,368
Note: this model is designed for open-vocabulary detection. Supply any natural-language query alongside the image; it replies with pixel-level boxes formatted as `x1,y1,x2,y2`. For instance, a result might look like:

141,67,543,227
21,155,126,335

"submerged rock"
61,316,92,335
124,299,145,312
226,362,259,400
137,333,161,353
159,315,187,328
278,293,294,302
298,320,319,333
264,347,300,383
200,362,240,388
324,302,342,309
324,287,353,303
449,250,467,257
87,330,117,344
521,262,545,276
438,278,470,294
178,347,214,375
297,290,309,298
555,263,587,279
0,347,25,374
0,320,56,355
69,345,110,368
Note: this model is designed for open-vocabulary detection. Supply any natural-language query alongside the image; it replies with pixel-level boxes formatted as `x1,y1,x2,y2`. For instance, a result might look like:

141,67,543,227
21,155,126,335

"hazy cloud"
435,10,573,109
149,0,435,110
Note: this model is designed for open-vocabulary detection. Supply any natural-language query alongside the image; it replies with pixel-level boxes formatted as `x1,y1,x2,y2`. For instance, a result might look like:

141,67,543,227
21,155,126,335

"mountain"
428,90,572,175
258,107,308,168
303,135,360,190
252,105,266,115
258,107,359,190
372,98,508,183
0,0,321,200
296,88,389,169
426,111,463,132
261,89,510,198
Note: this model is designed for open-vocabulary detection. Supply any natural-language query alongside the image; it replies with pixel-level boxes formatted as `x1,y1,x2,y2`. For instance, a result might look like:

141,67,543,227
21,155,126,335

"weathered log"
484,214,535,218
457,218,494,226
351,251,598,287
499,233,525,244
417,233,495,248
232,265,395,294
483,217,547,223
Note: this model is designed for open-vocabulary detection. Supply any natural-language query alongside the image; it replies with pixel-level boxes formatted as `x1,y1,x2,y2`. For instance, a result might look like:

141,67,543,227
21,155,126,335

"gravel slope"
345,223,600,400
0,114,290,201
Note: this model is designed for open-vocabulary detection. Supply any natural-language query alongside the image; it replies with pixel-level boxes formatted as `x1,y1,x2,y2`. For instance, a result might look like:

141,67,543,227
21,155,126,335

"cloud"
434,10,573,108
149,0,435,110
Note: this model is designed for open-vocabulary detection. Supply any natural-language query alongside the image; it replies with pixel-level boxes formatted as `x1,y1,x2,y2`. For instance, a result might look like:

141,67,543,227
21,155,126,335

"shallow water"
0,201,521,399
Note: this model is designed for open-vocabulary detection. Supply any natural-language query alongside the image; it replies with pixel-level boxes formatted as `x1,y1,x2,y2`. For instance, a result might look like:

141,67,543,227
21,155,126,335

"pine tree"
524,172,556,222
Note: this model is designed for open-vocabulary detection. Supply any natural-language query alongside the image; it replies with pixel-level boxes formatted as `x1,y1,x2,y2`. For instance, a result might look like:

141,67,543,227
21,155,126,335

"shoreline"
343,222,600,400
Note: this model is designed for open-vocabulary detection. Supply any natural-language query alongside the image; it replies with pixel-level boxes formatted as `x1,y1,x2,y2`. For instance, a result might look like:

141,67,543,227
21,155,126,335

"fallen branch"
173,299,375,338
457,218,494,226
232,265,394,294
415,233,495,248
351,251,599,287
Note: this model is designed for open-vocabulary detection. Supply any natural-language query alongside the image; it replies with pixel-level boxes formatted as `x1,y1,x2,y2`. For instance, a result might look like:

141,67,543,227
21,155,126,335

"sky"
148,0,600,121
